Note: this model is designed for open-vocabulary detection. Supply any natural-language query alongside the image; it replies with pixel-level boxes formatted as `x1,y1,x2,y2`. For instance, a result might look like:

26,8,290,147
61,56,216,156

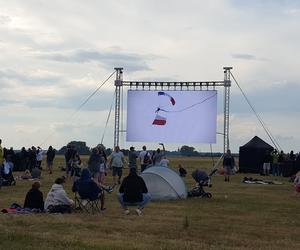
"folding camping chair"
74,190,104,214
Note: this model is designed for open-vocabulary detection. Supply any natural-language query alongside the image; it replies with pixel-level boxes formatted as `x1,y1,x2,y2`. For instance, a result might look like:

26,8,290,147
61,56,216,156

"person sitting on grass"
72,168,113,211
44,177,74,213
31,166,41,179
118,167,151,216
178,164,187,177
109,146,125,185
0,155,15,186
159,156,170,167
24,181,44,211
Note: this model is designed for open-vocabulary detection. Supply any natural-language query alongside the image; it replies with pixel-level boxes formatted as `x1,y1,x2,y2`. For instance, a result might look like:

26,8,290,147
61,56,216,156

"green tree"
180,145,196,156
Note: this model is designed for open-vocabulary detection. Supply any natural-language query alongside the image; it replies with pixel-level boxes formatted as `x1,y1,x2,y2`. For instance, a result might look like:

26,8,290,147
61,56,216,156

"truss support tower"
223,67,232,154
114,67,123,148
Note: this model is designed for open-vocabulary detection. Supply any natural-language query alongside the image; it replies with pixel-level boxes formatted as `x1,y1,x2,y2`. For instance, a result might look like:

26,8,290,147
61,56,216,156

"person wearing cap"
128,146,138,170
118,167,151,216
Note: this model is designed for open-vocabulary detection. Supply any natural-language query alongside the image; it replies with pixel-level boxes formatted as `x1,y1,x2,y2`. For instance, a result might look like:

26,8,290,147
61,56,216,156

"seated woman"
72,168,112,210
24,181,44,211
31,167,41,179
44,177,74,213
1,156,15,185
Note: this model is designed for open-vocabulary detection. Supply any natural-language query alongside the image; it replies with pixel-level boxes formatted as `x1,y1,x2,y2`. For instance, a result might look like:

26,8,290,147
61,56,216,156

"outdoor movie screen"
126,90,217,144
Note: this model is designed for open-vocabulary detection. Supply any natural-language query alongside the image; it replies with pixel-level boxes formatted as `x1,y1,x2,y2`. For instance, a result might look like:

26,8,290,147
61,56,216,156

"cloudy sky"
0,0,299,153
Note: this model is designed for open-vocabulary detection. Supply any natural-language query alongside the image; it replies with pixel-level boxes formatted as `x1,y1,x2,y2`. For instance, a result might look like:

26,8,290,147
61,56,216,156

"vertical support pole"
114,68,123,148
223,67,232,154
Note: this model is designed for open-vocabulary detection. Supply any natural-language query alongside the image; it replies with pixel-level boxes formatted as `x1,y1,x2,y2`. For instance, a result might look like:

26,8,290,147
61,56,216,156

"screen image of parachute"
126,90,217,144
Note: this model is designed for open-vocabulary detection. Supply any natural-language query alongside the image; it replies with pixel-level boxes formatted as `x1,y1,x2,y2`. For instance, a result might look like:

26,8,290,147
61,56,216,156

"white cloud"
0,0,299,152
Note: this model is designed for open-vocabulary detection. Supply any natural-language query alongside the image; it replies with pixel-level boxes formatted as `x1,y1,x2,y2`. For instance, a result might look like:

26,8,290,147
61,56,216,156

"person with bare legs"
109,146,125,185
223,149,235,182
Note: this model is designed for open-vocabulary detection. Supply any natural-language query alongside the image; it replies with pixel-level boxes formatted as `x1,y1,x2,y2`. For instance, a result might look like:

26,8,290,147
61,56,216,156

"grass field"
0,156,299,250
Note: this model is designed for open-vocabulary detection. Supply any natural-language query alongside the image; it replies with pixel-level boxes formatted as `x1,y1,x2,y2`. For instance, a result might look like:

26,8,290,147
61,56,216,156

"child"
70,153,82,182
294,171,300,197
178,164,187,177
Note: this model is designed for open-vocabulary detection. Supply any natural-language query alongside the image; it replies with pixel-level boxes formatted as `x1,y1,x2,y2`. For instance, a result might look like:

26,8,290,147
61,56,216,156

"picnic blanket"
242,177,283,185
1,203,43,214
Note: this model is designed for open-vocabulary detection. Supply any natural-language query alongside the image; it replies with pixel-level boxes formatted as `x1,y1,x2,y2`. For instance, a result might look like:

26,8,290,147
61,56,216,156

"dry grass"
0,156,299,250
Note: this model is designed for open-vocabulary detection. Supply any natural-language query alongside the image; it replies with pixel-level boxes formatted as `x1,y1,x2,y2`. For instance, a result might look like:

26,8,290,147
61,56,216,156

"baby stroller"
188,169,217,198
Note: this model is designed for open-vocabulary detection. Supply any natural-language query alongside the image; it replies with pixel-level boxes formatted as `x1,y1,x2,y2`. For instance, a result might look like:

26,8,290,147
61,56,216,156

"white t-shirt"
160,158,169,167
139,150,149,164
36,150,44,161
3,161,13,174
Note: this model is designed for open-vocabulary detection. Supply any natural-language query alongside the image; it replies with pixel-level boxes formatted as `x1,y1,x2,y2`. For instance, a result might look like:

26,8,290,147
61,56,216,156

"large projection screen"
126,90,217,144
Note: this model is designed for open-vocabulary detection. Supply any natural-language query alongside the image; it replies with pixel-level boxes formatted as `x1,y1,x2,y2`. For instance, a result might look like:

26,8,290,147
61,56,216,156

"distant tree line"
57,142,223,157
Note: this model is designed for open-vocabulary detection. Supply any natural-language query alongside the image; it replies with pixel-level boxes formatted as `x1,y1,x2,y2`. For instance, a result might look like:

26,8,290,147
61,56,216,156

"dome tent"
140,166,187,200
239,136,274,173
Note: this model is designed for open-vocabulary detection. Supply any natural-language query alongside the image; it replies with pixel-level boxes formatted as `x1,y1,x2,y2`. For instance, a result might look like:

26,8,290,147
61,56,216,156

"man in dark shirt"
118,168,151,215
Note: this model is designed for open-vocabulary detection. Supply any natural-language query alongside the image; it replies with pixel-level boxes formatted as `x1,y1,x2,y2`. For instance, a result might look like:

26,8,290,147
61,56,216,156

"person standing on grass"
263,150,272,176
294,171,300,197
118,167,151,216
65,144,75,178
36,147,44,169
223,149,235,182
109,146,125,185
46,146,56,174
139,145,151,172
128,146,138,170
152,143,165,165
88,147,102,184
0,139,4,165
271,149,279,176
278,150,285,177
97,145,108,185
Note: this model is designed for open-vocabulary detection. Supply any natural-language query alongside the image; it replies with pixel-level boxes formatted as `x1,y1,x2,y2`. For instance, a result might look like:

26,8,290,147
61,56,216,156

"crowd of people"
1,138,299,215
21,141,157,215
1,140,175,215
262,149,300,176
0,139,56,185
